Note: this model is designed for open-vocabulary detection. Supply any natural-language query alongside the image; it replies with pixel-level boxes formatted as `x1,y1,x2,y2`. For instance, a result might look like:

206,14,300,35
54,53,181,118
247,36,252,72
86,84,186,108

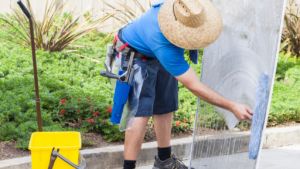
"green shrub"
0,24,119,148
56,96,111,127
268,52,300,126
57,96,125,142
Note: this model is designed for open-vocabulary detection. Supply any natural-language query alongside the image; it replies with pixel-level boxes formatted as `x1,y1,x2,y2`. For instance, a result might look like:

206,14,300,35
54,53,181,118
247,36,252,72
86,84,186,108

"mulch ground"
1,122,299,161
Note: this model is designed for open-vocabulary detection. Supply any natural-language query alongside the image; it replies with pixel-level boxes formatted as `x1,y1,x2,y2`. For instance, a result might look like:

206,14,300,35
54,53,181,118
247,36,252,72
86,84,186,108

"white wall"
1,0,297,32
0,0,152,32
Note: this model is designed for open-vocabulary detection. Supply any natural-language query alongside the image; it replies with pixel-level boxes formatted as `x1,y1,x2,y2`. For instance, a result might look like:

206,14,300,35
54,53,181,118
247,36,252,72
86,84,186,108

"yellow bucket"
29,132,81,169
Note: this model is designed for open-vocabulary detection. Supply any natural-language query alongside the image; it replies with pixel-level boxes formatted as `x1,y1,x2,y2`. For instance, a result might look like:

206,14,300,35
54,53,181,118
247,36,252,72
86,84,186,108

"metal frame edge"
254,0,287,168
189,48,206,169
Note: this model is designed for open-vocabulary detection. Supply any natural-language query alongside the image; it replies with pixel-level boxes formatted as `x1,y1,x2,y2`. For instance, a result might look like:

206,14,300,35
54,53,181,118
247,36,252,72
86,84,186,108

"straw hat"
158,0,223,49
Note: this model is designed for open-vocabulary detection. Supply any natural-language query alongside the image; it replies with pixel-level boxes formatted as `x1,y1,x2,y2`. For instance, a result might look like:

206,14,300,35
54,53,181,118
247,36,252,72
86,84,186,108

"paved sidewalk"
137,144,300,169
258,144,300,169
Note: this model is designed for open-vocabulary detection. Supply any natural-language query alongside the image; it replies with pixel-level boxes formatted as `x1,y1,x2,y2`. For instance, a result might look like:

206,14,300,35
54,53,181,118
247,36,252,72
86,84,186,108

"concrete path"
137,144,300,169
258,144,300,169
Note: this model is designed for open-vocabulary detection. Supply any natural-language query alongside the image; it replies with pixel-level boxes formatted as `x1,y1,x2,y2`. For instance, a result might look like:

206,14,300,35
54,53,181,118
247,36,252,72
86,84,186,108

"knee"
128,116,150,130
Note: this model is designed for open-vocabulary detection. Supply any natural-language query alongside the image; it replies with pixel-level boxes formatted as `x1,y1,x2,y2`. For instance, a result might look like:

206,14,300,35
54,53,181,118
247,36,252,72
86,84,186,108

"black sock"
158,146,171,161
123,160,136,169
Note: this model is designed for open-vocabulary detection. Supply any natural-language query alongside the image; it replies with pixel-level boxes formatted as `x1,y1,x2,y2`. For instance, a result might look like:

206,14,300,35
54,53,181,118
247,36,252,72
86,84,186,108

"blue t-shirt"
122,4,189,76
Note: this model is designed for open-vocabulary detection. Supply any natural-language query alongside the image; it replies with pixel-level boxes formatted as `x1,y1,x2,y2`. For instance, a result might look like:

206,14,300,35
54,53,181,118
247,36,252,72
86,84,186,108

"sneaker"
152,152,194,169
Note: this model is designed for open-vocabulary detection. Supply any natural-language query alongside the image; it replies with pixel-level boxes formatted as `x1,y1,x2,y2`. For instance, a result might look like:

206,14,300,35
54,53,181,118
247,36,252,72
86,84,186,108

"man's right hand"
231,103,253,121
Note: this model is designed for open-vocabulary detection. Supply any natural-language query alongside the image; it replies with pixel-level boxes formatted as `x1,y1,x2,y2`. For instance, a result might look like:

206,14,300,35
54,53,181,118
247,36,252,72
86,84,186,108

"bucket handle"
48,148,86,169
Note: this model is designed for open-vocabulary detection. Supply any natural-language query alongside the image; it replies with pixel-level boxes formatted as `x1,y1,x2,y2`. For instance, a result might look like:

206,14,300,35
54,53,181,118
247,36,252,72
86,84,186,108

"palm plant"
0,0,113,52
100,0,151,29
281,0,300,60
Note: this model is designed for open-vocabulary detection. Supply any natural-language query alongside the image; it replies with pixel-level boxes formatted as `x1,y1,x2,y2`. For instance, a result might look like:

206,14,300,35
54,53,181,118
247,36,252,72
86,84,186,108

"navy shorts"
115,52,179,117
135,58,178,117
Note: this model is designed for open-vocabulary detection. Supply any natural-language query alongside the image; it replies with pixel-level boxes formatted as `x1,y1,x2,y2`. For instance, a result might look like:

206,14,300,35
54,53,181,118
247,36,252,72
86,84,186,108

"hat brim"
158,0,223,49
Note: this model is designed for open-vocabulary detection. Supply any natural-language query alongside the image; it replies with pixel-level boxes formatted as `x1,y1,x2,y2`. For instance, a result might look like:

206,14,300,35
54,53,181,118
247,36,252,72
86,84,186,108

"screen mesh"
190,0,286,168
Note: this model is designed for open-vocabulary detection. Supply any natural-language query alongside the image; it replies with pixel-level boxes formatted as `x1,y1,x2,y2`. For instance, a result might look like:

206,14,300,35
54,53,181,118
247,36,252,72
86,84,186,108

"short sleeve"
153,46,190,76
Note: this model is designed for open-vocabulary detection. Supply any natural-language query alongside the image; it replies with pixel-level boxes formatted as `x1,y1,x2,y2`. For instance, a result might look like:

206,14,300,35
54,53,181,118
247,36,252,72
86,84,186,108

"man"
113,0,253,168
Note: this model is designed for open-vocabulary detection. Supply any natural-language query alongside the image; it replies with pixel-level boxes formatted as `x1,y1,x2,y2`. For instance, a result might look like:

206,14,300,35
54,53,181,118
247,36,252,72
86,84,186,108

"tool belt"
99,28,140,125
113,29,149,71
100,28,147,83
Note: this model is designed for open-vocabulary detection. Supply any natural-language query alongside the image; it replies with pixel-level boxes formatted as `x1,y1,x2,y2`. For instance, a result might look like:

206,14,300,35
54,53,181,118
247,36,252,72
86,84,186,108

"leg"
123,57,159,169
124,116,150,160
117,34,159,169
153,63,178,149
151,64,192,168
154,112,173,148
123,58,159,161
153,112,194,168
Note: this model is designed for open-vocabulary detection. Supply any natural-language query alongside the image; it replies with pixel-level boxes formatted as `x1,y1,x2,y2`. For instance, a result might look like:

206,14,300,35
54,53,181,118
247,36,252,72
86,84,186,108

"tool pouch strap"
114,29,146,59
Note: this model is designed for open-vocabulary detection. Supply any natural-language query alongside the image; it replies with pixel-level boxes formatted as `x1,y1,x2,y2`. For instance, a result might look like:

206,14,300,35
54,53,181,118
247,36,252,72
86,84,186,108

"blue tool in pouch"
110,70,133,124
100,44,136,124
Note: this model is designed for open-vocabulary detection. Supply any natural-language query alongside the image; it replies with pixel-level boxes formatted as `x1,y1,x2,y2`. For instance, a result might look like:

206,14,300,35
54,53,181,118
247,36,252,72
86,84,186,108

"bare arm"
175,68,253,121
